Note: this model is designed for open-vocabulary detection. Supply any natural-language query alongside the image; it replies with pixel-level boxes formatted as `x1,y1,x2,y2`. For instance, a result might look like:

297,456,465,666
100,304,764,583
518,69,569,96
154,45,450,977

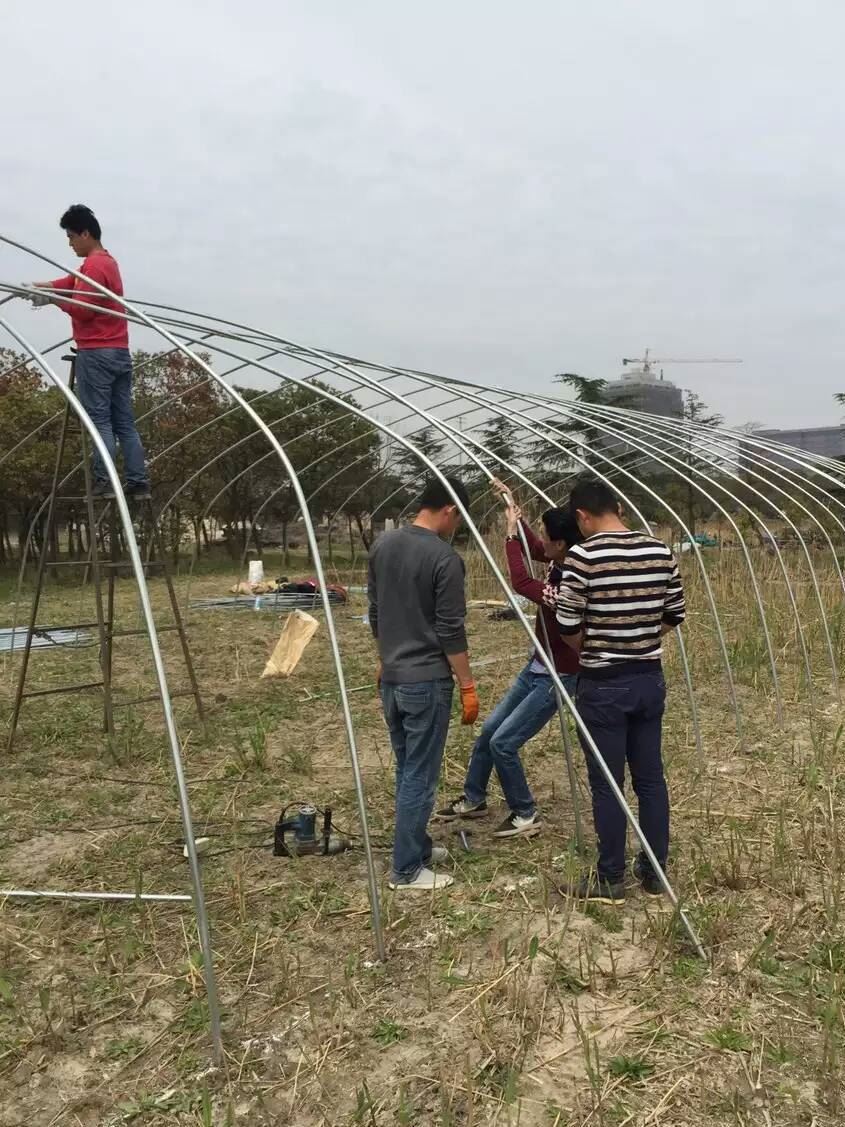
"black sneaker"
124,483,152,501
434,796,488,821
492,811,541,838
633,857,665,898
562,874,626,906
92,482,115,499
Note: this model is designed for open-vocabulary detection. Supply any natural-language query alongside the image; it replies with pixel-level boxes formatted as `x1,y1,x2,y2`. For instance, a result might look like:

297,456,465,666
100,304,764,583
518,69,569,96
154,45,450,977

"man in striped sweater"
556,478,685,904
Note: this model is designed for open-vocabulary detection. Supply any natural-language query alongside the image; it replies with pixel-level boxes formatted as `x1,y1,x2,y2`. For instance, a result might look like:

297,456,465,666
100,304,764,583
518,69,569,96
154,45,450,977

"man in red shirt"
436,480,580,838
31,204,149,498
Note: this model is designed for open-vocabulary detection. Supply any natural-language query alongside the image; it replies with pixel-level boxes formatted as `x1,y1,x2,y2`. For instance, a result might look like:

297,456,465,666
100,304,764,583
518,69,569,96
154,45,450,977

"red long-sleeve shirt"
50,250,129,349
505,521,580,676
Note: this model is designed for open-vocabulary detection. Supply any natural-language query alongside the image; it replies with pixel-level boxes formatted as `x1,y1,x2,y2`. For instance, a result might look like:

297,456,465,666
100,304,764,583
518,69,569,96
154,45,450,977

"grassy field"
0,544,844,1126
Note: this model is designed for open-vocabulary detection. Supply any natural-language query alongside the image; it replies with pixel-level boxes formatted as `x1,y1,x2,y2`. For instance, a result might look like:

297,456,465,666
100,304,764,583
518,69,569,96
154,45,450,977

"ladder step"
43,559,167,570
54,494,154,506
113,689,197,708
55,495,114,503
22,680,104,699
28,621,101,631
109,625,182,638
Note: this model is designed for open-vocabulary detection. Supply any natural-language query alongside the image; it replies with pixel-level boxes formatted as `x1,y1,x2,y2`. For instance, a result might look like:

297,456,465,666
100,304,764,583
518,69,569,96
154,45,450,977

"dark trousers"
576,666,669,881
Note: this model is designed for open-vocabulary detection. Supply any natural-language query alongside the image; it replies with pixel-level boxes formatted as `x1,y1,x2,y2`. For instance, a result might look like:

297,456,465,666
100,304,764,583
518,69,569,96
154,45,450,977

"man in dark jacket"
369,476,478,891
436,480,580,838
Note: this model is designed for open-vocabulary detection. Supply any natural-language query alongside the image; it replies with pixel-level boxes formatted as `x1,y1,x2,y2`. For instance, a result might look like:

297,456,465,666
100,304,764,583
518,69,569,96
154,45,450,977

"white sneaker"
388,867,454,891
429,845,450,864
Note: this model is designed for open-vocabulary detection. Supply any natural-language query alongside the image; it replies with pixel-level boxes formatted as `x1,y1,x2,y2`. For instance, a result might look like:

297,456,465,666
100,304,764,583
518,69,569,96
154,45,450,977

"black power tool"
273,803,349,858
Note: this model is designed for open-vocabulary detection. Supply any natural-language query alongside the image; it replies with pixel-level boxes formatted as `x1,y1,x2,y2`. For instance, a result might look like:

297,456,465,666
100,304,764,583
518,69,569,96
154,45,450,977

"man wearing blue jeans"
437,483,580,838
369,477,479,892
31,204,149,499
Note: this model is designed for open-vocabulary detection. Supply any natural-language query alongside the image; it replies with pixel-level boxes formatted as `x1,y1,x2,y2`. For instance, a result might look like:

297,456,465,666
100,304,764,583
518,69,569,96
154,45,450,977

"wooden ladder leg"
7,358,76,751
149,506,206,724
80,427,114,741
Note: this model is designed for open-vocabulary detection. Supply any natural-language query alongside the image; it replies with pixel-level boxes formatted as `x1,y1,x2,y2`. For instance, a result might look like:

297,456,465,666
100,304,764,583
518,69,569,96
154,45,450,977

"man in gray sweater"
369,477,479,891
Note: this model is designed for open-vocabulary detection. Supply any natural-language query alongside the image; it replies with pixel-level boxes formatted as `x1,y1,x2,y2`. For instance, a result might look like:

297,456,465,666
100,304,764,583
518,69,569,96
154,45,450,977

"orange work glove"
460,683,480,725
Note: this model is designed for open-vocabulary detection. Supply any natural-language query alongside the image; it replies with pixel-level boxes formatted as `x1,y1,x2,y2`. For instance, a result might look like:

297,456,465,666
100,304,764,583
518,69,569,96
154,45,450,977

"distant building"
602,365,684,419
739,425,844,474
751,426,844,459
596,365,684,472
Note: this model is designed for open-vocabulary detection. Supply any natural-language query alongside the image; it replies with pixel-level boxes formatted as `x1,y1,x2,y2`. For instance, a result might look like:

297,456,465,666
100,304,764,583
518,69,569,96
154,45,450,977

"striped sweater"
555,530,685,670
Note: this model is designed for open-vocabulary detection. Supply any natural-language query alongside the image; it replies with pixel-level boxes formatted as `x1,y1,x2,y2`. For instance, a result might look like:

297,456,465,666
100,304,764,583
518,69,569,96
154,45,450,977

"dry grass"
0,543,844,1125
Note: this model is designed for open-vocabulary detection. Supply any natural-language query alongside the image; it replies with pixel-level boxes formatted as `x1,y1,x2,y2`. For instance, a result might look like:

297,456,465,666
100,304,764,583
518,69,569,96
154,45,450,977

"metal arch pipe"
543,399,845,589
0,332,72,473
144,333,395,523
284,371,707,764
3,327,259,669
683,421,845,536
66,304,833,739
75,300,845,501
10,271,389,973
175,379,444,586
502,488,586,851
331,422,546,530
185,353,556,575
166,332,706,958
471,445,664,534
135,313,716,842
299,421,587,849
379,397,706,768
530,396,788,714
120,313,842,734
306,400,495,520
578,406,840,687
342,370,716,753
15,305,709,762
232,390,467,573
542,401,809,707
0,317,225,1062
685,419,845,495
621,411,845,589
553,400,843,683
1,244,390,997
439,386,740,740
100,308,689,861
155,367,423,599
1,889,192,903
6,325,229,573
155,357,368,521
253,352,708,781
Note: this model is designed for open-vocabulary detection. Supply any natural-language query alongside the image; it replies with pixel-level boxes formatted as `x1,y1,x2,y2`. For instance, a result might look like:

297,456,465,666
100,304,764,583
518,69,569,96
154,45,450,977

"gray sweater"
368,525,468,683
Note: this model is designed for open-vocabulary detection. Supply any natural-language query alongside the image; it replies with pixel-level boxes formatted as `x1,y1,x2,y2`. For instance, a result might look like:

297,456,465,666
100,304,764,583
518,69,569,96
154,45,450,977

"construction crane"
622,348,743,380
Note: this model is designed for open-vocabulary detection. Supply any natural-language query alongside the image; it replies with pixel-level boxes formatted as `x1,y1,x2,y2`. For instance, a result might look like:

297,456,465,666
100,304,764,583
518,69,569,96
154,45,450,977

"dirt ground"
1,553,844,1125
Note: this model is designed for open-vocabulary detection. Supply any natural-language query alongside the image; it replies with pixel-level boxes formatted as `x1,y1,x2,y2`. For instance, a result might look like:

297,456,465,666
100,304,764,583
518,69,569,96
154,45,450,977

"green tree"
0,349,68,563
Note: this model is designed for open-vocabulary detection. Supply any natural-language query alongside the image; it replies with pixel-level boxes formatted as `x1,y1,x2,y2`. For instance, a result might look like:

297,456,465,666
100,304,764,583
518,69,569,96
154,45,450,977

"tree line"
1,348,833,568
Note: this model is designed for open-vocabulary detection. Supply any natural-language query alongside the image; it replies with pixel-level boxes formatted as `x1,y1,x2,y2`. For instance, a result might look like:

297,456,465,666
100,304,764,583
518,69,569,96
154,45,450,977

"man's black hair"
568,476,619,517
541,506,581,546
418,476,470,512
60,204,101,241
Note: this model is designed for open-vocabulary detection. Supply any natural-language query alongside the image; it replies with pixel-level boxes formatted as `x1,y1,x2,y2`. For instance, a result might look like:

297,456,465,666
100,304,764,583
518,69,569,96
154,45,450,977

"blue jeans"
463,664,577,817
381,678,454,882
576,666,669,882
75,348,148,488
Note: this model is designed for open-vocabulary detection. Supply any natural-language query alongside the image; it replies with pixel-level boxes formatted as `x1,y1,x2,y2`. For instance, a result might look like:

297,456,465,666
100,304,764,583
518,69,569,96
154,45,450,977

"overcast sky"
3,1,844,427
